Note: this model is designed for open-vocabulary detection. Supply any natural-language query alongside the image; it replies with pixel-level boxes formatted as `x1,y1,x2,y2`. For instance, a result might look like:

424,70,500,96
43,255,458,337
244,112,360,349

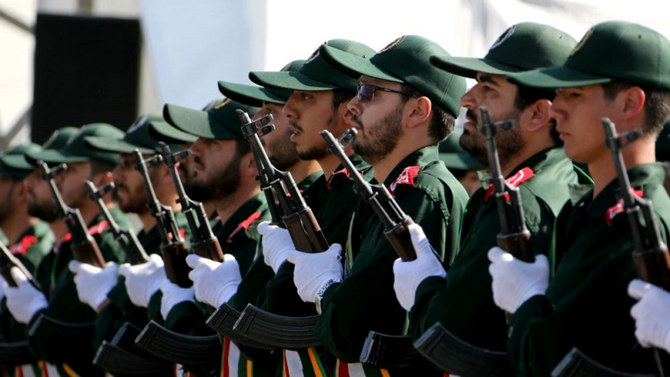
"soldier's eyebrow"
477,74,499,86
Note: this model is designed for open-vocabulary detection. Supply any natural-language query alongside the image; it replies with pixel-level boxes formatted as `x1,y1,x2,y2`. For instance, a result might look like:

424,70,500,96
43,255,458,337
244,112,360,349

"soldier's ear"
525,99,552,132
406,96,431,129
620,86,646,122
239,152,257,179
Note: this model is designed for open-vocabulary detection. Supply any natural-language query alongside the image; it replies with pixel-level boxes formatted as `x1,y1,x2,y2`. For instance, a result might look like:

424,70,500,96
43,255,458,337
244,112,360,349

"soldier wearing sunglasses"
275,36,469,376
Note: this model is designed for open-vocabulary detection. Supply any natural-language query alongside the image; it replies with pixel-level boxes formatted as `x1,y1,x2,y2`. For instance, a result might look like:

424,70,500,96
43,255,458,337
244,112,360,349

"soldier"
489,21,670,375
3,123,129,376
0,144,56,376
273,35,468,375
391,23,584,365
211,41,376,376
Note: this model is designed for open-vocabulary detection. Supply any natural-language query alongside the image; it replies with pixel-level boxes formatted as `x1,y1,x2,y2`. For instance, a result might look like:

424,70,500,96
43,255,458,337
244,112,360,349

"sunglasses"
356,83,418,103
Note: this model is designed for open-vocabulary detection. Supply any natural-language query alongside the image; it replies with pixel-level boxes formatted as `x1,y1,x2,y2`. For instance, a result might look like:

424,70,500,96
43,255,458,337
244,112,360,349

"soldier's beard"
28,199,59,222
460,109,525,167
185,155,242,202
351,106,403,165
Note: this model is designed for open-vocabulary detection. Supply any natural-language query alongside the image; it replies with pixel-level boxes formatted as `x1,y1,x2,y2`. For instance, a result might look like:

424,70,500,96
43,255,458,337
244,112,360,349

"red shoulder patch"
389,166,421,195
606,189,643,226
63,220,110,242
485,167,535,202
9,235,38,255
227,211,262,243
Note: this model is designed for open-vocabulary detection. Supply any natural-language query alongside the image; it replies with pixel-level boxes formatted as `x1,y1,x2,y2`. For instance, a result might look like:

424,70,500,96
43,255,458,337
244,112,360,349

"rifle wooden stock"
238,110,329,254
85,181,150,265
551,348,654,377
40,162,107,268
480,107,535,263
414,322,513,376
0,241,38,288
160,242,192,288
192,240,224,262
322,129,416,261
134,150,191,287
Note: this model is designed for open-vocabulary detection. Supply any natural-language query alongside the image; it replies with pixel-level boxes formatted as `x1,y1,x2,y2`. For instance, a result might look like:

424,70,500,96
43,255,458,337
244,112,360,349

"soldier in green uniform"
277,35,467,376
391,23,585,365
0,144,56,376
488,21,670,376
66,114,194,376
197,42,376,377
3,123,130,376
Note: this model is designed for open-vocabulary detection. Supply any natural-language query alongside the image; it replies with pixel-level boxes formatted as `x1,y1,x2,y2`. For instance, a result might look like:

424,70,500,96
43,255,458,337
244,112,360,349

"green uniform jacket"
28,207,129,376
316,145,468,365
410,148,586,351
508,163,670,376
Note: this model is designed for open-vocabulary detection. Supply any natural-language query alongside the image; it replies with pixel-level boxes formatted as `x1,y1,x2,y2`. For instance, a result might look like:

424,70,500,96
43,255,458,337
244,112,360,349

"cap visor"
321,45,401,83
249,71,335,91
149,120,198,143
218,82,288,105
85,136,155,155
440,153,484,170
164,104,217,139
430,56,523,78
28,148,88,164
2,154,36,170
507,66,612,88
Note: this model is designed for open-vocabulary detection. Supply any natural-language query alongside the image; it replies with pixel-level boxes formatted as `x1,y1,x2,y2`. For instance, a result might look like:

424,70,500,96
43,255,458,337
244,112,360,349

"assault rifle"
85,181,149,265
40,162,106,267
553,119,670,377
0,240,38,288
159,143,223,262
321,128,415,261
413,108,523,376
480,107,534,262
322,128,421,369
214,110,327,349
133,150,191,288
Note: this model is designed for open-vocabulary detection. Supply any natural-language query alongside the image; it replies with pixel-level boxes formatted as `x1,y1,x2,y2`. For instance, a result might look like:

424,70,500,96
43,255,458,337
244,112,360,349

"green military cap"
163,98,259,140
507,21,670,89
0,143,43,179
249,40,375,92
430,22,577,78
218,60,305,106
30,123,124,165
320,35,466,117
85,114,184,155
23,127,79,166
438,129,484,170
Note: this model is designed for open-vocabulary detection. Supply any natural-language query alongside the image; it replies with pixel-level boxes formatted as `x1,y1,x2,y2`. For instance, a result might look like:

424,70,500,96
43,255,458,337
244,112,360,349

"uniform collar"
382,145,440,186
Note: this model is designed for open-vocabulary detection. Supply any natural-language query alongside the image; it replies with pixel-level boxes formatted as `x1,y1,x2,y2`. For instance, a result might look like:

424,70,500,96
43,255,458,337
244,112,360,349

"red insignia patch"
485,167,535,202
606,189,643,225
227,211,262,243
9,235,38,255
389,166,421,195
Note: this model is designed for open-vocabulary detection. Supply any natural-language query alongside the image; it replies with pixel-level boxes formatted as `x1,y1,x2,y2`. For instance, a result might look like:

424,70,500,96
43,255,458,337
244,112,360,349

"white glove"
488,247,548,313
286,243,343,303
186,254,241,307
69,260,118,311
258,222,295,273
629,279,670,351
3,267,47,324
159,279,195,320
393,223,446,311
118,254,167,308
